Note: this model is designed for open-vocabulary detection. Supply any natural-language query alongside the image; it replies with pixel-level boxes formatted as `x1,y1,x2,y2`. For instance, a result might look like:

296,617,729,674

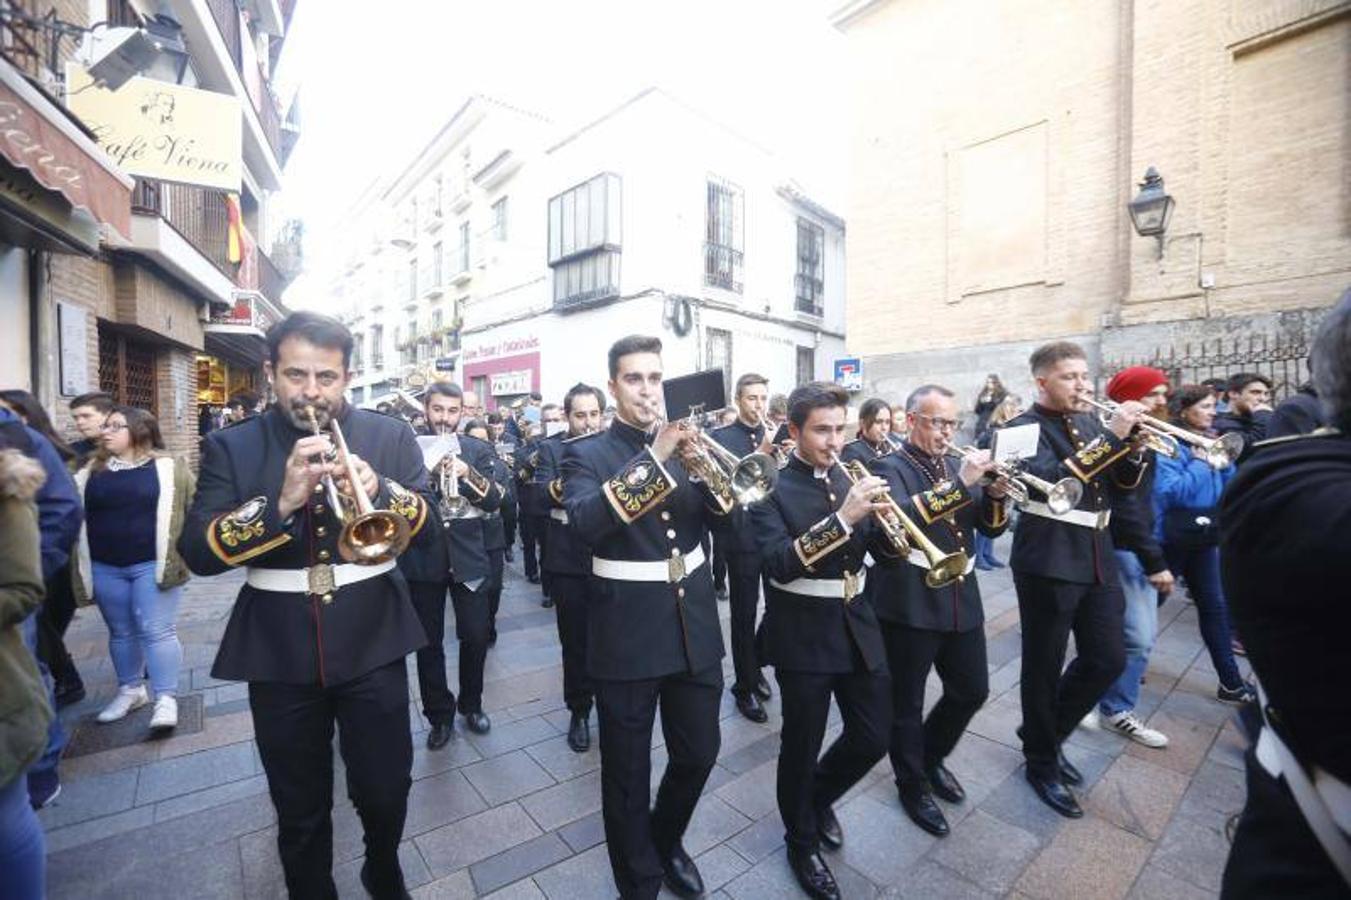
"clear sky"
278,0,848,307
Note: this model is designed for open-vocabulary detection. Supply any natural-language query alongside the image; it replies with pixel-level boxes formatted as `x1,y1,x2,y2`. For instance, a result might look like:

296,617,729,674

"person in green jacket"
0,447,54,898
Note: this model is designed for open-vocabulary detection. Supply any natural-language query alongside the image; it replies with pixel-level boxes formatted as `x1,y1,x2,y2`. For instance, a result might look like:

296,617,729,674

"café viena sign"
66,65,241,192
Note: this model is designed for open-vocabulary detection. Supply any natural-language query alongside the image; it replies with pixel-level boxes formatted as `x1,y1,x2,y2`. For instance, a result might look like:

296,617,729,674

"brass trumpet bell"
305,407,411,564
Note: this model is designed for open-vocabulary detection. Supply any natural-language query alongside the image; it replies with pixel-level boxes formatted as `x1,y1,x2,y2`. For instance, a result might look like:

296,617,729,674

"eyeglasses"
914,414,961,432
99,423,127,433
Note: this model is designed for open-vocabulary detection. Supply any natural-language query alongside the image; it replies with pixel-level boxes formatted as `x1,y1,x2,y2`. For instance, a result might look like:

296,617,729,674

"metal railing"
204,0,284,161
794,274,824,317
1102,333,1313,402
704,242,743,293
132,177,232,276
257,243,288,307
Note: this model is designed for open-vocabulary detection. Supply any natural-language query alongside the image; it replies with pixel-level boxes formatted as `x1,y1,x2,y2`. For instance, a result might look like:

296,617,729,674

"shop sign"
463,334,540,363
490,369,532,396
57,301,89,396
435,356,456,372
833,357,862,392
207,291,282,334
66,65,242,192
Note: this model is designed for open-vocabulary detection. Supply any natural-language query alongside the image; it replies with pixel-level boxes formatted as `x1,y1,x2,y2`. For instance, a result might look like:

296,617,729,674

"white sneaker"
149,694,179,731
1079,709,1101,731
97,685,149,723
1103,710,1169,748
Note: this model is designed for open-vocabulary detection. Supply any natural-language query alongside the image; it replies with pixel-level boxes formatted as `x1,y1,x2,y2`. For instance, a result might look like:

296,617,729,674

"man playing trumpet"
179,312,433,899
866,385,1009,837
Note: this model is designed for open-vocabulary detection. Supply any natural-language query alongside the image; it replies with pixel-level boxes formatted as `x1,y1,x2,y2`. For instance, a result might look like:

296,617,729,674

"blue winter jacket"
1152,443,1236,544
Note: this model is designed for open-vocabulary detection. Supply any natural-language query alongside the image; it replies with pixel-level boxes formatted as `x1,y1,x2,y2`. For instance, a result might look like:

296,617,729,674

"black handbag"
1163,507,1220,548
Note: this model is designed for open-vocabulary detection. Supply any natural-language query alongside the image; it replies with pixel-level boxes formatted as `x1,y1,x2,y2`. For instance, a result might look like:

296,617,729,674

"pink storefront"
461,335,542,411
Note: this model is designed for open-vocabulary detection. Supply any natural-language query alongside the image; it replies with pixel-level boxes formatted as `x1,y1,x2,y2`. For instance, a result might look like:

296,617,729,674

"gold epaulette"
794,513,849,570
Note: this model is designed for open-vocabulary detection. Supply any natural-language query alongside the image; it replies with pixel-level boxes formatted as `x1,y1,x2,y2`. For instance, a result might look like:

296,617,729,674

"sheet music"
417,433,460,470
992,423,1040,464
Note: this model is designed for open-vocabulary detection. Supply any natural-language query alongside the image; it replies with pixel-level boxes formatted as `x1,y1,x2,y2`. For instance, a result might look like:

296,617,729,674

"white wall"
0,246,31,390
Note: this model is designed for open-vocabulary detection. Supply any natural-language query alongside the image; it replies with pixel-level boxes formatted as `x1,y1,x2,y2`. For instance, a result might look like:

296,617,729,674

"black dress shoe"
488,628,498,648
1058,750,1084,786
1025,770,1083,818
660,844,705,898
464,711,491,735
735,691,768,724
899,788,950,836
504,547,515,562
54,680,86,709
567,711,591,753
360,861,411,899
788,848,841,900
715,584,729,601
526,573,541,584
816,804,843,850
753,675,772,702
925,762,966,804
426,722,454,751
541,597,554,608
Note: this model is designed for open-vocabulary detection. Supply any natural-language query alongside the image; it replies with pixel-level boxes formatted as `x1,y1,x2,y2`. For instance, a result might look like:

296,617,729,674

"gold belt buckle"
308,563,336,598
843,570,859,603
667,555,687,584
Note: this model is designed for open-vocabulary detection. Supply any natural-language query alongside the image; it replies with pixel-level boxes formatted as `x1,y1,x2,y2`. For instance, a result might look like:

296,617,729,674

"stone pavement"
41,533,1248,899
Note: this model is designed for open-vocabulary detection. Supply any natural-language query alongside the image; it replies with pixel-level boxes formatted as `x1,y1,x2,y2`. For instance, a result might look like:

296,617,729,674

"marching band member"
842,397,895,465
178,312,432,899
562,335,731,900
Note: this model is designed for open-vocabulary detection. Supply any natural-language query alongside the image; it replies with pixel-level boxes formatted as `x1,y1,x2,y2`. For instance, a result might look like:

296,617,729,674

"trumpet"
942,445,1083,516
434,429,473,521
754,411,789,468
649,402,779,507
1078,397,1178,458
834,456,970,589
304,406,410,564
1081,397,1242,469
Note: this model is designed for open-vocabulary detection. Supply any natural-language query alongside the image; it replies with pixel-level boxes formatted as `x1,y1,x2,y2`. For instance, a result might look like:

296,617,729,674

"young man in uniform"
707,372,775,722
179,312,433,898
534,382,605,752
868,385,1007,836
752,381,894,900
399,383,503,748
562,335,731,899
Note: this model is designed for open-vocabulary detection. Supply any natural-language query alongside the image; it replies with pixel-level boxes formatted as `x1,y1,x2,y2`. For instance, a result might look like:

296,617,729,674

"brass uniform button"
666,529,677,539
318,550,332,562
829,493,837,503
677,588,686,598
671,548,682,557
313,483,325,494
314,505,327,516
321,593,333,604
660,511,671,522
316,526,328,537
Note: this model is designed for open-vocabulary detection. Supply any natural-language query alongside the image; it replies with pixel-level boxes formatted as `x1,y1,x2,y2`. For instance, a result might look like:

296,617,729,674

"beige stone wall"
839,0,1351,396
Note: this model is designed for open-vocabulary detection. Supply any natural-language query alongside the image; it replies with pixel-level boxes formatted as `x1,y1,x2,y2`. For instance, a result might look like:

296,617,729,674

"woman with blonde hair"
974,394,1023,569
72,406,194,730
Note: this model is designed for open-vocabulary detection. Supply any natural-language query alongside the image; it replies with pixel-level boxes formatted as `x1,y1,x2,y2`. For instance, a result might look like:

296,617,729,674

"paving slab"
416,802,543,879
929,809,1042,894
1085,754,1190,840
1014,815,1153,900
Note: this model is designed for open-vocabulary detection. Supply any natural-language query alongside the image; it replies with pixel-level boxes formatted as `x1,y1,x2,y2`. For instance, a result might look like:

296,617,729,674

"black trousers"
1014,573,1125,779
594,666,722,900
725,552,763,695
36,565,80,688
880,622,989,788
520,512,542,580
484,548,504,637
532,516,552,596
1222,747,1348,899
502,500,517,550
249,661,412,900
409,579,490,721
775,666,891,854
709,533,727,590
550,573,593,715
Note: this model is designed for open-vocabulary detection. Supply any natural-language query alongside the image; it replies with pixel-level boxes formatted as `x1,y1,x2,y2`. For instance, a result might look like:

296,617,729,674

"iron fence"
1101,333,1311,402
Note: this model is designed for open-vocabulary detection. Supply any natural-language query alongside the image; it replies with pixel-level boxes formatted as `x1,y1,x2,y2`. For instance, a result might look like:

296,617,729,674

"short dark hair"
1029,341,1087,375
541,403,560,417
1227,372,1272,394
735,372,768,398
856,397,892,434
0,389,75,461
462,418,487,436
1168,384,1214,422
787,381,850,429
228,392,258,410
1313,288,1351,431
1201,377,1228,391
905,384,955,412
267,311,354,370
529,392,543,403
608,334,662,379
768,393,788,417
69,391,114,414
563,382,605,415
486,411,503,425
425,382,463,406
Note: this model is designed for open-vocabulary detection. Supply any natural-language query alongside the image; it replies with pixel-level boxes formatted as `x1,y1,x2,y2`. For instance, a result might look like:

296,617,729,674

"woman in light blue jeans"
73,406,194,731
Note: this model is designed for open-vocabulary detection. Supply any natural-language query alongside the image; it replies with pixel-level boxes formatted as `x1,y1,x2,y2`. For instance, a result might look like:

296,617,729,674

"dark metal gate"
1101,333,1310,402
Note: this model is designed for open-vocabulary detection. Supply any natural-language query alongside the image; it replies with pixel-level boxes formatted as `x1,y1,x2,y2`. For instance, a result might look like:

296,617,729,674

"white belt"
445,505,484,520
907,549,975,577
592,544,706,583
246,559,396,594
549,508,570,524
770,569,867,600
1021,501,1111,530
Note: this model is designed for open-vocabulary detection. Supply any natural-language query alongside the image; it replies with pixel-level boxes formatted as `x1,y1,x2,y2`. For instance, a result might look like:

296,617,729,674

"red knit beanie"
1106,366,1168,403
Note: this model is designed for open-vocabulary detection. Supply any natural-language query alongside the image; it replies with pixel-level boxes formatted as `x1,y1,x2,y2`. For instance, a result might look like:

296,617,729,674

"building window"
432,241,443,286
457,221,471,274
407,258,418,304
433,174,443,218
432,308,443,331
796,346,815,386
795,218,825,316
352,333,364,372
549,173,622,309
705,177,744,293
706,327,733,399
98,327,157,411
492,197,508,241
371,325,384,368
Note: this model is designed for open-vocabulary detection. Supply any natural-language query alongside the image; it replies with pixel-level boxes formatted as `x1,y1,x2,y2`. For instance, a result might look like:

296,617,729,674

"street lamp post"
1127,166,1176,259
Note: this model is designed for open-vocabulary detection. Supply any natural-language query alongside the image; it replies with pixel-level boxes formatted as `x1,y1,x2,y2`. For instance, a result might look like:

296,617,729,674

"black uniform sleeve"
976,487,1012,538
373,422,433,540
564,442,674,539
177,433,295,574
753,494,853,579
533,440,563,510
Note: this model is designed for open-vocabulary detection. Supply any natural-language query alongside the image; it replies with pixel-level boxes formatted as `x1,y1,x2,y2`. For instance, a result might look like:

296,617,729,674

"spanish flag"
226,193,243,264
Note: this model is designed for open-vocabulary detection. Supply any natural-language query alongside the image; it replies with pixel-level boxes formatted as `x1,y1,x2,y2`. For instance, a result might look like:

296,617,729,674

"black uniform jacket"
397,431,502,586
515,437,545,518
866,443,1009,633
840,436,891,467
1007,404,1145,585
707,418,766,556
562,418,731,681
178,406,433,686
1221,429,1351,783
751,454,887,675
1107,452,1167,576
535,431,592,577
482,450,509,553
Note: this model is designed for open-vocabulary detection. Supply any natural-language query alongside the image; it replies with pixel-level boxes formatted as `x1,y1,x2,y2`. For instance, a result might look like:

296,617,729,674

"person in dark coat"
178,312,433,899
561,335,730,900
1219,292,1351,898
972,373,1007,439
840,397,894,466
1213,372,1274,462
1267,380,1327,438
